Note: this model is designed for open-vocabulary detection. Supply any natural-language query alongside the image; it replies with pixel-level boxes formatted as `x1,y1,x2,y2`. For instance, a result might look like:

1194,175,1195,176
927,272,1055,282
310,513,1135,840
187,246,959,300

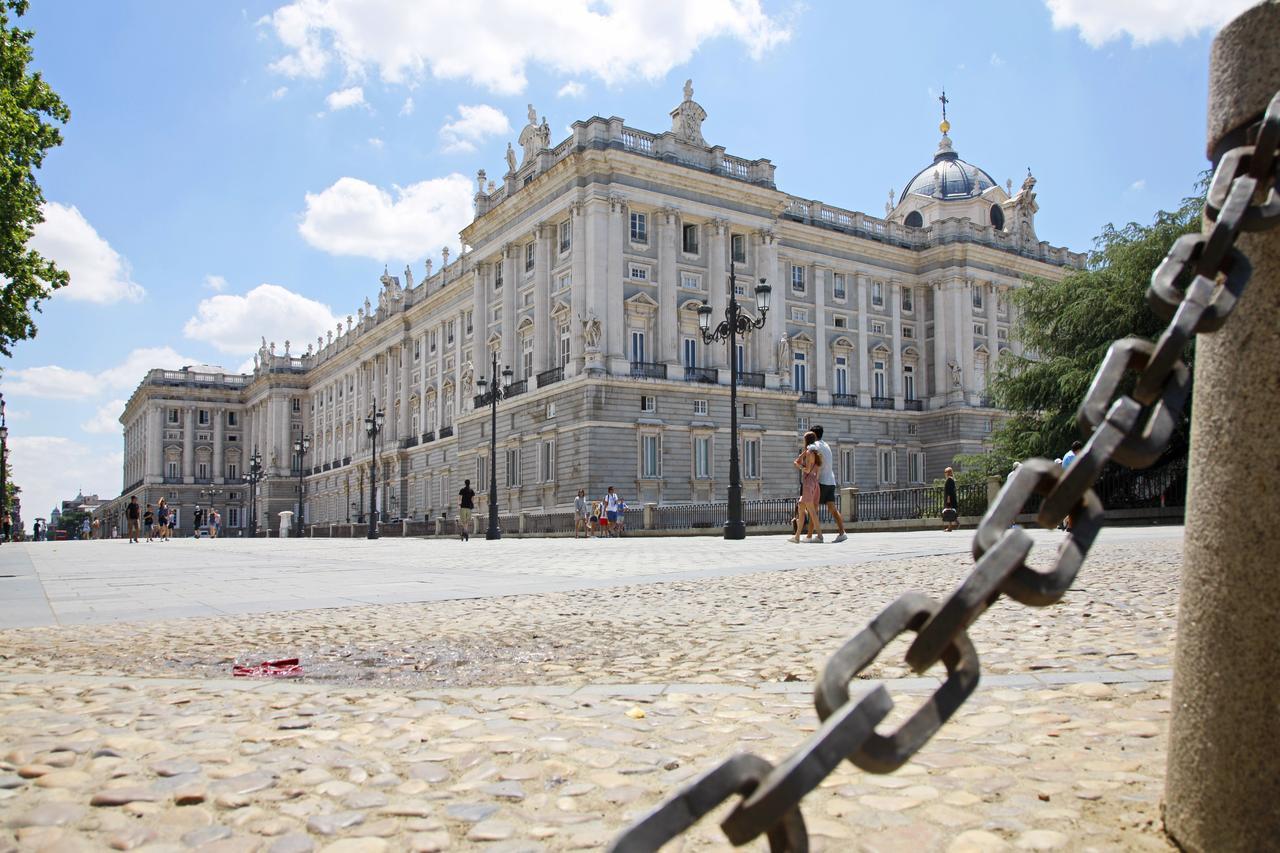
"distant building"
114,86,1082,535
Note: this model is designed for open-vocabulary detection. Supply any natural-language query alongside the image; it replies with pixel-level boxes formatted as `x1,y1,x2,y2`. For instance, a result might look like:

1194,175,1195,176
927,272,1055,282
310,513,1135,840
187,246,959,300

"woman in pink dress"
789,430,824,543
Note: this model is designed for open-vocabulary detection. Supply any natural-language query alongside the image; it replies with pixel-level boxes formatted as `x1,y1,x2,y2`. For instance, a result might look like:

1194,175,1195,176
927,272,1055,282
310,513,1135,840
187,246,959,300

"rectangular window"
872,281,884,307
466,311,473,334
447,320,456,344
228,507,240,528
834,355,848,396
736,343,745,374
168,409,179,424
680,272,701,290
559,219,571,252
997,327,1008,341
506,447,520,487
743,438,760,479
546,401,556,419
903,325,915,339
640,395,655,413
560,330,571,367
909,451,925,484
731,234,746,263
793,351,807,393
833,273,847,300
871,321,886,335
629,264,649,281
558,273,571,292
198,409,209,425
841,448,856,484
973,286,984,309
693,399,708,416
495,262,503,289
476,455,487,491
540,440,555,483
630,211,648,244
694,435,711,479
197,462,209,479
683,338,697,369
904,364,916,400
430,330,437,353
903,289,914,312
414,340,422,360
790,307,807,323
974,323,987,337
525,241,535,272
742,402,756,419
873,360,887,398
834,316,847,329
682,222,699,254
227,411,237,426
291,398,301,413
166,460,178,478
522,338,534,380
791,264,805,293
879,448,896,484
228,463,238,480
641,434,661,477
631,330,646,363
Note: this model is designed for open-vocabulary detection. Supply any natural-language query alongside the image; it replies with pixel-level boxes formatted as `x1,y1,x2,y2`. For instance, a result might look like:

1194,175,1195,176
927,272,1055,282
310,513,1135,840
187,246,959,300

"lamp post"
698,262,771,540
292,433,311,537
246,447,264,537
0,393,8,544
475,350,513,541
364,401,385,539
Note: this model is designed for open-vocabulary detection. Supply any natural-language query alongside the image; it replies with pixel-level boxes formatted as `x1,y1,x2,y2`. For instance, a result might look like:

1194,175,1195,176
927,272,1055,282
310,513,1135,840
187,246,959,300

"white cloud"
184,283,339,357
8,436,123,525
989,52,1004,66
368,137,384,149
271,85,289,100
28,202,145,304
261,0,791,95
204,274,228,292
297,174,473,261
439,104,511,153
2,347,193,403
325,85,365,111
399,96,414,116
1130,179,1147,191
81,399,129,435
557,81,585,98
1044,0,1256,46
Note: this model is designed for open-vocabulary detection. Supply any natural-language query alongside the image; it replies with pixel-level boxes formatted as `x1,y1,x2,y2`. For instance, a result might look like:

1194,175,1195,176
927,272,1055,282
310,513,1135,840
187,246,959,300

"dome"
901,132,997,201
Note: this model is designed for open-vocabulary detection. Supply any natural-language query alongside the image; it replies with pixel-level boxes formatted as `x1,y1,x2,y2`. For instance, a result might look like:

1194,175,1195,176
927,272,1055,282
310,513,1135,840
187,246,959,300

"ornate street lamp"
364,402,385,539
246,447,264,537
292,433,311,537
475,351,513,541
697,262,770,540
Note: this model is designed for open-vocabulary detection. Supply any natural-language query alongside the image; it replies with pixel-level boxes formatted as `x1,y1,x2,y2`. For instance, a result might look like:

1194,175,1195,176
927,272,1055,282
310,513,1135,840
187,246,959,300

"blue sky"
0,0,1252,523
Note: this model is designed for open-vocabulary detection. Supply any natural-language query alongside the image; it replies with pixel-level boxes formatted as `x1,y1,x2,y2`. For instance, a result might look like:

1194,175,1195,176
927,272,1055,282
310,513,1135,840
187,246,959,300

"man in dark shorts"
811,425,848,543
458,479,475,541
143,504,155,542
126,496,141,543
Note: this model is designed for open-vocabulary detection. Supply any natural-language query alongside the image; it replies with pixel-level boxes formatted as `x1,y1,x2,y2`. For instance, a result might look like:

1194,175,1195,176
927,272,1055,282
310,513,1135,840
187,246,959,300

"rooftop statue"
671,78,707,146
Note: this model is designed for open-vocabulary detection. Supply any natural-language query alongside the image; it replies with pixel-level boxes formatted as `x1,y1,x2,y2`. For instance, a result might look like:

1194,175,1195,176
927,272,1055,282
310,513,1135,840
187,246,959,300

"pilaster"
891,279,903,404
856,274,870,407
657,207,680,368
707,219,729,370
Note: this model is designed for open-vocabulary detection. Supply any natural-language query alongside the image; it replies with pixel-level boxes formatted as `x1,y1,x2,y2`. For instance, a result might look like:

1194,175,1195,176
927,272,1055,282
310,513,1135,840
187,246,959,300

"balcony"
871,396,895,410
342,456,351,466
978,395,993,408
536,366,564,387
904,398,924,411
738,371,765,388
439,426,454,438
630,361,668,380
401,436,419,448
798,390,817,404
473,393,489,409
505,379,528,398
322,463,331,472
683,366,718,384
422,431,435,443
832,393,859,408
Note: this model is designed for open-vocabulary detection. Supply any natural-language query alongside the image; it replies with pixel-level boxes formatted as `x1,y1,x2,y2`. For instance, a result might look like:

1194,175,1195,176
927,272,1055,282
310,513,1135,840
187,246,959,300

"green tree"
957,179,1207,477
0,0,70,357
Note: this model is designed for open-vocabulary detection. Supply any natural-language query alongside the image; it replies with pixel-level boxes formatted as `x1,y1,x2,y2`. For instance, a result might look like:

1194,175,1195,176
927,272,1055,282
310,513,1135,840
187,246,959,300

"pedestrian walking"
810,425,848,543
209,509,220,539
591,499,605,537
144,504,155,541
942,467,959,532
604,486,622,537
193,506,204,538
156,499,170,541
573,489,589,538
126,497,141,543
790,431,823,543
614,494,628,537
457,479,475,541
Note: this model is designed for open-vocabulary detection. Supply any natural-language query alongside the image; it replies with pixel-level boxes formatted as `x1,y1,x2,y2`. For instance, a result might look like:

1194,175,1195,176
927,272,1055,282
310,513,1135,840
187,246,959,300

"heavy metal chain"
610,90,1280,853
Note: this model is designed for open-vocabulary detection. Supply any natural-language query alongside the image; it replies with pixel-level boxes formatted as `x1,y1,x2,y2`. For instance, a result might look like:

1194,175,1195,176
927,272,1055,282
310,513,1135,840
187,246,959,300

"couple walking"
790,424,847,544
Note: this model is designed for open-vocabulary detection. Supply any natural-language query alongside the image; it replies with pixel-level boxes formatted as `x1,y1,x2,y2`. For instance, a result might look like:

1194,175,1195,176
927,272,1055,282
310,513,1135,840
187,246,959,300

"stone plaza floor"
0,528,1183,851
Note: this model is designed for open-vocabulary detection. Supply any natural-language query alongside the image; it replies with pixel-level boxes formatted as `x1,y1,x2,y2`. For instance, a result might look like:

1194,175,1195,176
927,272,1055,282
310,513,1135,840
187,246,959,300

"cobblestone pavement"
0,531,1182,851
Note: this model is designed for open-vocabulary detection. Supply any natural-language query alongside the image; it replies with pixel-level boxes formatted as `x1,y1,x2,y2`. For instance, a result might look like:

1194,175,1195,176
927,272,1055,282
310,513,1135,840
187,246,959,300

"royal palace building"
114,84,1083,535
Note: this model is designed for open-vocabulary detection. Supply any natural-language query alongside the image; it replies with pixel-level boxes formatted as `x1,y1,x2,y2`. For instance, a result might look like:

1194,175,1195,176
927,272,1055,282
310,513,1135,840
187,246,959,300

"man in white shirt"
811,425,847,543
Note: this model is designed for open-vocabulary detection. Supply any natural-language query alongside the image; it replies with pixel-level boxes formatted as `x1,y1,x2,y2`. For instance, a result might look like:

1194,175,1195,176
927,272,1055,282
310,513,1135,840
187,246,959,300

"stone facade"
115,86,1083,534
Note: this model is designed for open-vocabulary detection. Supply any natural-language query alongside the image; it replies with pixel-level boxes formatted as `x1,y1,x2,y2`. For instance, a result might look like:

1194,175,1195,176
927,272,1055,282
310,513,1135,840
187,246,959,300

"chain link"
610,89,1280,853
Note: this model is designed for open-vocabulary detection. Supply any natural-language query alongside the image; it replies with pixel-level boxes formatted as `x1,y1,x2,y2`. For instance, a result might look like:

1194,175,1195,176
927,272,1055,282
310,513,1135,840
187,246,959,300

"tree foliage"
0,0,70,357
957,178,1207,476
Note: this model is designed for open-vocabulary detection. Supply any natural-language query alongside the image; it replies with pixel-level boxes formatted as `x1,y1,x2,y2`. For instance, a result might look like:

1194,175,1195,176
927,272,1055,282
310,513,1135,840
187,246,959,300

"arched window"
990,204,1005,230
904,210,924,228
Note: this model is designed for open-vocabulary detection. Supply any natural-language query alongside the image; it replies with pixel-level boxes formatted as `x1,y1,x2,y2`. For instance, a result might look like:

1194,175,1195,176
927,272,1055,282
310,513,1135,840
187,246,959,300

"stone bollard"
644,502,656,530
1165,4,1280,849
841,487,857,523
518,512,527,534
277,511,294,537
433,517,442,536
986,475,1001,510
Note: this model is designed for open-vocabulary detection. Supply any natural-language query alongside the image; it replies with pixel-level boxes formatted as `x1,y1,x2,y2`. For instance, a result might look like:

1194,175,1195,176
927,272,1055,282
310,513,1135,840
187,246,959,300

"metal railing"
856,482,986,521
738,371,765,388
832,393,859,408
422,431,435,443
505,380,528,398
798,390,817,404
904,398,924,411
537,366,564,387
630,361,668,379
871,396,895,410
683,366,718,384
439,426,454,438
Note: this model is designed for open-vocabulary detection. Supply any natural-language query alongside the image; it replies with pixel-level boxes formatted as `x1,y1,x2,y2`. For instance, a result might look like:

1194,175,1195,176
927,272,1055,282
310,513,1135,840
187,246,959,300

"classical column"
932,282,948,405
182,405,195,482
473,261,488,374
533,224,552,377
399,342,412,441
434,326,445,429
961,279,976,397
453,311,464,419
1165,5,1280,847
657,207,679,369
757,228,781,383
501,243,517,372
890,280,903,403
569,201,587,373
147,406,163,480
814,265,828,402
707,219,728,370
213,407,224,483
987,282,1001,381
605,195,627,373
856,273,870,406
418,335,429,435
